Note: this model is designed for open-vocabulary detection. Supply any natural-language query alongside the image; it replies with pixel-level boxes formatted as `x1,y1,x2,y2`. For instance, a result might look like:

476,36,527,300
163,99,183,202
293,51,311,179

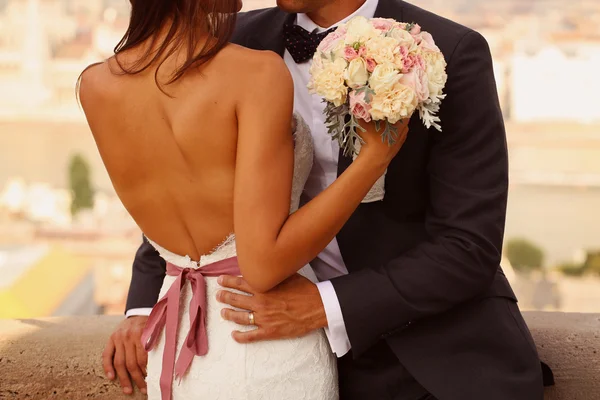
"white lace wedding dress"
144,115,338,400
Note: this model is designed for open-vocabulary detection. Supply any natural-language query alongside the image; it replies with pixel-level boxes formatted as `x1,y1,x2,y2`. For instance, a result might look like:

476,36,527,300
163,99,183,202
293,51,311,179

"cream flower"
389,28,418,52
331,38,347,59
309,54,324,73
369,82,417,124
344,16,379,45
368,62,401,94
419,50,447,100
365,35,400,65
345,57,369,89
309,58,348,106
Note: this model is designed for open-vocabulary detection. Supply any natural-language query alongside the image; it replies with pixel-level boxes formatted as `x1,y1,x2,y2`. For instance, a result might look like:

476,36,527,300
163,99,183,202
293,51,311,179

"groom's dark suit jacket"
127,1,549,399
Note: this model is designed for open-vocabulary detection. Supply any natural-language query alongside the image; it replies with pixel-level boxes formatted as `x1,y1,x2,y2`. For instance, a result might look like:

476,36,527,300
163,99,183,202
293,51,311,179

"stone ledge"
525,312,600,400
0,316,143,400
0,312,598,399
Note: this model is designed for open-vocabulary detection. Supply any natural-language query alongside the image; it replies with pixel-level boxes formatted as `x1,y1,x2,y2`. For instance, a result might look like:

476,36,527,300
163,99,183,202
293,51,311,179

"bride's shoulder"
77,60,116,108
221,44,291,88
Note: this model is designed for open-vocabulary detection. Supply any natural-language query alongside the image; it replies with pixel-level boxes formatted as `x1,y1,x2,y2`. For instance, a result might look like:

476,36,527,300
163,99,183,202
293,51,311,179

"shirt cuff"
316,280,351,357
125,307,153,318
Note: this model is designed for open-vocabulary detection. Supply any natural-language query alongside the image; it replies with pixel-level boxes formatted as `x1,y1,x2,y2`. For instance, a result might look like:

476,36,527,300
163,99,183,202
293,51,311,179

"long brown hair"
80,0,238,93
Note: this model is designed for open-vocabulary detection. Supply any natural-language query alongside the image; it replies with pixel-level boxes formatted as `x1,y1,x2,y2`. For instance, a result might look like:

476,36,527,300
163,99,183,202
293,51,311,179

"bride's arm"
234,53,404,293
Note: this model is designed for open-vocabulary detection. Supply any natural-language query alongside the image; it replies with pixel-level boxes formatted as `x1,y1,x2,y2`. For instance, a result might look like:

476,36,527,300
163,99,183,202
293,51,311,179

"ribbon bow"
141,257,240,400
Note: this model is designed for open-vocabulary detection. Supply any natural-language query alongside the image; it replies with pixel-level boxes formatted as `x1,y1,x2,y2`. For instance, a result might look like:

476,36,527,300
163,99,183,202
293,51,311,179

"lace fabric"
145,234,237,270
145,114,338,400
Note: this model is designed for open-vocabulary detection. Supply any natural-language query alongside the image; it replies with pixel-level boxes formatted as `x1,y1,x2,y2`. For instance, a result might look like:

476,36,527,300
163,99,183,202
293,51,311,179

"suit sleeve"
330,31,509,357
125,236,167,313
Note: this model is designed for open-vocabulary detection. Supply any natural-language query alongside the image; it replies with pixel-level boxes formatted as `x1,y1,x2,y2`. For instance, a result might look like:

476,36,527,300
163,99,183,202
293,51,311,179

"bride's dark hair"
77,0,237,101
114,0,238,84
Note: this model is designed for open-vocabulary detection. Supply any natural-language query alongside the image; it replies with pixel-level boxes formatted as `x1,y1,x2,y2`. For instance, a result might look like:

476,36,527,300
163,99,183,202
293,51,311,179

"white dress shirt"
288,0,380,357
129,0,380,358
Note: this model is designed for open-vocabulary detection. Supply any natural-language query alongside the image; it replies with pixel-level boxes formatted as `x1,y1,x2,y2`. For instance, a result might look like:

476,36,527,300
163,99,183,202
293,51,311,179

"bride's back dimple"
79,44,264,259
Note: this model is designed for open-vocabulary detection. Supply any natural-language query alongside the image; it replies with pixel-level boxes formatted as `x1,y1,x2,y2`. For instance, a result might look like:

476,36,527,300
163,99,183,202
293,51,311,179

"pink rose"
402,55,415,71
409,23,421,36
398,45,409,61
394,46,410,72
399,68,429,102
349,90,372,122
417,31,440,52
371,18,395,32
358,46,367,58
364,57,377,73
318,30,345,53
418,54,426,69
402,53,420,72
343,46,359,61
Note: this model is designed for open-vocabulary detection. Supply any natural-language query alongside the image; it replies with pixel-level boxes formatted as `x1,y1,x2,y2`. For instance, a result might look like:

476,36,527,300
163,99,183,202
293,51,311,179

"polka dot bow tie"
283,24,337,64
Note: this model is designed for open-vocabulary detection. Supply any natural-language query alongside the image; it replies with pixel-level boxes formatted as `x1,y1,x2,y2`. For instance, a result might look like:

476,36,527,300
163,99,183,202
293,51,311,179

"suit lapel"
374,0,405,19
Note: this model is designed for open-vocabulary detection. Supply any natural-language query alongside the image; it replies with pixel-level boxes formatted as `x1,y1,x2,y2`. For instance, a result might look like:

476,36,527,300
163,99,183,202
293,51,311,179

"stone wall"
526,312,600,400
0,313,598,399
0,316,143,400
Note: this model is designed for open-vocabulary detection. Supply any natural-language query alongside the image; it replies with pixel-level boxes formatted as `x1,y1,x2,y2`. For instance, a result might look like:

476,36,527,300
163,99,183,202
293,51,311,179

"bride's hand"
357,118,410,166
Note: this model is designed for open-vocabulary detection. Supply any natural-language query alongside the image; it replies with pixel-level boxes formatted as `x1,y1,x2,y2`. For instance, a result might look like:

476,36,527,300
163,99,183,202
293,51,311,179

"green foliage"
380,120,399,146
505,238,544,272
556,262,586,277
583,252,600,276
69,154,94,216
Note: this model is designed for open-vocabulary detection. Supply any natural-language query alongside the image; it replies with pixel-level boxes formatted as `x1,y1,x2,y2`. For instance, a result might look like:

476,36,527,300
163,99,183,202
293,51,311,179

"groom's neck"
306,0,367,28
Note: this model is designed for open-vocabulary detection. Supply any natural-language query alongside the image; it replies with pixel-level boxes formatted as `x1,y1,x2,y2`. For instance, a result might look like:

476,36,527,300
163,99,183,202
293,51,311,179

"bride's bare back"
81,20,403,293
79,43,288,261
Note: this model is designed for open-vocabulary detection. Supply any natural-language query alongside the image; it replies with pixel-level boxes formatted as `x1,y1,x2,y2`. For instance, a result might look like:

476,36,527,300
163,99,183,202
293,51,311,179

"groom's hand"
102,316,148,395
217,274,328,343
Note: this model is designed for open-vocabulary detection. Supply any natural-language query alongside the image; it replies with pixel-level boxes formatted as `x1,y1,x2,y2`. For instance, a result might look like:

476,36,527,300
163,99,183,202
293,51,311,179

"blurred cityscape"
1,0,599,318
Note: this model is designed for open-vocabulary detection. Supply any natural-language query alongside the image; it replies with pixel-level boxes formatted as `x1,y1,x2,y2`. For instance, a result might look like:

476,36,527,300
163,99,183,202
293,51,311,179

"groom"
105,0,547,399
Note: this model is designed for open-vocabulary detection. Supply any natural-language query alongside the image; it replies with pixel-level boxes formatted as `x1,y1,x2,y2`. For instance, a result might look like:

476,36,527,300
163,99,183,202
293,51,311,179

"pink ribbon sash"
141,257,240,400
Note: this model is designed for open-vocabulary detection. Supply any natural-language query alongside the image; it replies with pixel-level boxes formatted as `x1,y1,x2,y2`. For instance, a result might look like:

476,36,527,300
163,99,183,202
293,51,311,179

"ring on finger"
248,311,255,325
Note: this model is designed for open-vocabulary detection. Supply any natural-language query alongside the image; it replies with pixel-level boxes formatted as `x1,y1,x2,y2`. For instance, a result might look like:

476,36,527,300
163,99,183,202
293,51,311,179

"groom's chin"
276,0,326,14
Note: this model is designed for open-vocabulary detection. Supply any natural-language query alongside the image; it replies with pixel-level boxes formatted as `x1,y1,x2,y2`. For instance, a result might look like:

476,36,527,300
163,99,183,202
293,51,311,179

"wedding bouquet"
308,16,448,158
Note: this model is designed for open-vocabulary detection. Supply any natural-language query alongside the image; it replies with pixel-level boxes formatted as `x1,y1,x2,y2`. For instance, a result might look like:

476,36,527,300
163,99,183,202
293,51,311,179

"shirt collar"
296,0,380,33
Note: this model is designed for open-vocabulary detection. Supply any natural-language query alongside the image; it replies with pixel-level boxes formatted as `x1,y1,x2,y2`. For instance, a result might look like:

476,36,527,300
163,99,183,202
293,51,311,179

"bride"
78,0,408,399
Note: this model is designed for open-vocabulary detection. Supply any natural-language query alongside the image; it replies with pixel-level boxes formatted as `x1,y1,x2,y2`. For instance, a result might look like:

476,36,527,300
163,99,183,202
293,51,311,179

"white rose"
309,58,348,106
309,55,324,75
420,50,447,99
369,82,418,124
344,57,369,89
368,62,401,94
365,35,400,65
344,16,379,45
389,28,418,52
331,38,347,60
